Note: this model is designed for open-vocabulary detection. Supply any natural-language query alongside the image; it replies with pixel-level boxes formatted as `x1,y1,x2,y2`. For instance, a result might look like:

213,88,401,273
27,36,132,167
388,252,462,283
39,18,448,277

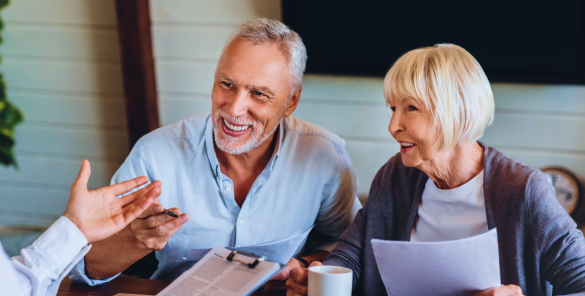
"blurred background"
0,0,584,254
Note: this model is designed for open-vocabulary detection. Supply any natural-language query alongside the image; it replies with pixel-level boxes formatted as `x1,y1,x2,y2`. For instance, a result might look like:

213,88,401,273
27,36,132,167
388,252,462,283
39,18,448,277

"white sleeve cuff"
28,216,89,271
68,257,121,286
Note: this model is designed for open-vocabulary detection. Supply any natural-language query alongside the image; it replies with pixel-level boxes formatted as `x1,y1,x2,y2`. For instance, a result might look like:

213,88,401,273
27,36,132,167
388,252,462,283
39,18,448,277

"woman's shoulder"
483,145,543,184
483,145,552,202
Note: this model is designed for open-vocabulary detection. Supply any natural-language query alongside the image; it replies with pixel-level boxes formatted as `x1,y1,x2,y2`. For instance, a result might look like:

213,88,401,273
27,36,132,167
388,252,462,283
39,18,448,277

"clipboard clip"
226,250,266,268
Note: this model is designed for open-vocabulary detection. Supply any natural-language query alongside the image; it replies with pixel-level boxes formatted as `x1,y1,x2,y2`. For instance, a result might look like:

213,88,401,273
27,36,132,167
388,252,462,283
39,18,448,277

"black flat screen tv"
282,0,585,84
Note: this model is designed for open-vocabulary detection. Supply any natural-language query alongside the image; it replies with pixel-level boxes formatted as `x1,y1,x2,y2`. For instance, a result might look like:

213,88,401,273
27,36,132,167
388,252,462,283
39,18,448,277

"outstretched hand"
63,160,162,244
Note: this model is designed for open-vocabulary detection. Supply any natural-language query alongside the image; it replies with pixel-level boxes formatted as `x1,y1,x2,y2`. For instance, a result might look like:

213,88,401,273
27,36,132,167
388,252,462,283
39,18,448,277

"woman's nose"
388,112,403,135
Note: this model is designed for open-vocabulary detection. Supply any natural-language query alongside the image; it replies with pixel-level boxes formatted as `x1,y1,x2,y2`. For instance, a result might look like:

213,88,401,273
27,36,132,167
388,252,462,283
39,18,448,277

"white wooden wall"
0,0,128,226
3,0,583,227
151,0,585,199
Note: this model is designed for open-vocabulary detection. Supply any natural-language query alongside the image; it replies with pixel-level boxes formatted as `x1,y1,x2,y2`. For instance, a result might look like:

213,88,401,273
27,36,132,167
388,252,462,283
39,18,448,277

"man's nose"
227,90,249,117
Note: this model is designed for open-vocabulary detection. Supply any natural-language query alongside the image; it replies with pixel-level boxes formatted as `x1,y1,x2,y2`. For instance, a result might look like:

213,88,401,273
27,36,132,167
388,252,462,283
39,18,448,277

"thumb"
72,160,91,191
309,261,323,268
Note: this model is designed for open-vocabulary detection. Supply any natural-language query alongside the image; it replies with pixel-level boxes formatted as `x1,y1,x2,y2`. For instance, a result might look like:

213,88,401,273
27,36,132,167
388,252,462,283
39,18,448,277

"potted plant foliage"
0,0,24,169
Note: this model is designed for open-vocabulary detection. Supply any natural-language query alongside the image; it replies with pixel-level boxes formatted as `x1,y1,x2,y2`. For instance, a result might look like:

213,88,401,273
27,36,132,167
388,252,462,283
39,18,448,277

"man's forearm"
84,226,151,279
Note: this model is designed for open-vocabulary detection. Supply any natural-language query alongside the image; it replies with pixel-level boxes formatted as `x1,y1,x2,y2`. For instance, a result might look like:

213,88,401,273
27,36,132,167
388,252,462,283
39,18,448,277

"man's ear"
283,85,302,117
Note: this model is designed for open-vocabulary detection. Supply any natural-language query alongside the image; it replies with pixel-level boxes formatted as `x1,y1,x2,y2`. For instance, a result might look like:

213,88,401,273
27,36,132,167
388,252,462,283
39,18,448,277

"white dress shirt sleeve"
0,216,91,296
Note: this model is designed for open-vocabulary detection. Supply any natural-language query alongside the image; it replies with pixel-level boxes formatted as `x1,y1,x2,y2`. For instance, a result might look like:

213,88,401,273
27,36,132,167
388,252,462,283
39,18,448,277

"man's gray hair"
223,18,307,90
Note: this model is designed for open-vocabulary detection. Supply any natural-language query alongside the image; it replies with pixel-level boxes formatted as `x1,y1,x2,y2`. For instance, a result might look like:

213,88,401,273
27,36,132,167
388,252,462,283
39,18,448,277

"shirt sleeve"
69,139,149,285
0,216,91,296
309,146,362,253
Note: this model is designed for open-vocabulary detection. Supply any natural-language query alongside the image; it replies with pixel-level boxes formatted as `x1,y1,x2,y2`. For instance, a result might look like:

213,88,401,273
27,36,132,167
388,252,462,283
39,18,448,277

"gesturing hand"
63,160,161,244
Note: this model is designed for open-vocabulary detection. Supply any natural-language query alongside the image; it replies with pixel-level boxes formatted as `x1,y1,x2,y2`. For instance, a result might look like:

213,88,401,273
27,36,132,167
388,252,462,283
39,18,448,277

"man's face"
211,37,297,155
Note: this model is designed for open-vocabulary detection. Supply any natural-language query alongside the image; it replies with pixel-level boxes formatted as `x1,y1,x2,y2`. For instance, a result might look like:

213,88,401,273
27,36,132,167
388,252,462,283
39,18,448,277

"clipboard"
224,248,267,269
156,246,285,296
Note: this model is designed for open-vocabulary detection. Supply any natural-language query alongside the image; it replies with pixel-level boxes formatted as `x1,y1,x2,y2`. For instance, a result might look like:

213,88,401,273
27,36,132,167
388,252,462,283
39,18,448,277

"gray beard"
213,121,279,155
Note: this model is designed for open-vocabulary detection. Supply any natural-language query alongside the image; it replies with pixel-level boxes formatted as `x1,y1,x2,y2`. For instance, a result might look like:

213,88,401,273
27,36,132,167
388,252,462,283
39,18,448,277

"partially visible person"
286,44,585,296
0,160,161,296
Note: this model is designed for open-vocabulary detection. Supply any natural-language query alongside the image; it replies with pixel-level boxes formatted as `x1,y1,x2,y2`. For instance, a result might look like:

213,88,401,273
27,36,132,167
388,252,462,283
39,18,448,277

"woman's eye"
408,106,418,111
390,107,396,112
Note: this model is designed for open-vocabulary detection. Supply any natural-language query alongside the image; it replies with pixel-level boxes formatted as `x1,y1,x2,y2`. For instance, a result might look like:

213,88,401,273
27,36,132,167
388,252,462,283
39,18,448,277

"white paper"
186,225,314,265
157,246,282,296
372,228,501,296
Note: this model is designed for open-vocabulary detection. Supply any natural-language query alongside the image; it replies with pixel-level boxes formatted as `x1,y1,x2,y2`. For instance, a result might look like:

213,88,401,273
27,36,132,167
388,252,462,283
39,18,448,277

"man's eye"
222,82,232,87
253,91,264,96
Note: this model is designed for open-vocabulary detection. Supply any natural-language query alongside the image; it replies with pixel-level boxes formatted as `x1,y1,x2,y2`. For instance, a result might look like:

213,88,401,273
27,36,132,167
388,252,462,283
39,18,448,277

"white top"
410,171,488,242
0,216,91,296
70,113,361,283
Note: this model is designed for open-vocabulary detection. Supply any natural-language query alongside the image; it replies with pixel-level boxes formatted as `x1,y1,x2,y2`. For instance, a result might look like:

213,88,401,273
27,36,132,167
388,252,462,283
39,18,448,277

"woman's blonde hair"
384,44,494,150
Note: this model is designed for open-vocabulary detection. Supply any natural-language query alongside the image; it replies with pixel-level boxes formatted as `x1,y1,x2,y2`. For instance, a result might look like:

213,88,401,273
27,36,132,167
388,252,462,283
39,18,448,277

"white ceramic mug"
308,266,352,296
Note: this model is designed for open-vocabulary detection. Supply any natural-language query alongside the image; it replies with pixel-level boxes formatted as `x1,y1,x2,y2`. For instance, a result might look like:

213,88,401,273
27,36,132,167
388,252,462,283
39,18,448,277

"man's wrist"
294,256,310,268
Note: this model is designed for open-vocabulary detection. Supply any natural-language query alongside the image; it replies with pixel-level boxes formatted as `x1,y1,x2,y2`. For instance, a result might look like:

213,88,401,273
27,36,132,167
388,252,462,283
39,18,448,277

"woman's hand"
63,159,162,244
285,261,323,296
475,285,524,296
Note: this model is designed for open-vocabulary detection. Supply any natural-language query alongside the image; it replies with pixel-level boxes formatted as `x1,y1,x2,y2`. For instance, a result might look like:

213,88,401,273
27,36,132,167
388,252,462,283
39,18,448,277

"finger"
119,181,161,207
108,176,151,197
290,267,309,285
121,187,160,223
147,213,188,238
138,202,166,219
286,270,308,295
71,159,91,191
262,280,287,291
271,270,290,281
308,261,323,268
475,286,502,296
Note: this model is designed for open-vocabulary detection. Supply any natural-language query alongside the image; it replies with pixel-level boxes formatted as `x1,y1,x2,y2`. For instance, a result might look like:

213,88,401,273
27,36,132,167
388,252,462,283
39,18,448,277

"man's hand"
475,285,524,296
263,257,306,291
129,201,189,251
63,159,161,244
286,261,323,296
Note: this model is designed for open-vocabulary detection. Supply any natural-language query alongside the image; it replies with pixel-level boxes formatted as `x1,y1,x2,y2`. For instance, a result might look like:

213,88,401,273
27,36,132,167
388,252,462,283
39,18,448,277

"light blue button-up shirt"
71,113,360,283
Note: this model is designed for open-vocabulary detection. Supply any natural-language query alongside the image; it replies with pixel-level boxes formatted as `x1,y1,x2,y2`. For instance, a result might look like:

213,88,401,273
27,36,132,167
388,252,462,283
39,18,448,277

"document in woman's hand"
372,228,501,296
156,246,284,296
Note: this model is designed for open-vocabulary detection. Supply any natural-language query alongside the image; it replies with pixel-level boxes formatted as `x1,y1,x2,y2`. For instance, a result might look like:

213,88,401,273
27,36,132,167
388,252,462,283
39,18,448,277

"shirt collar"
205,115,284,179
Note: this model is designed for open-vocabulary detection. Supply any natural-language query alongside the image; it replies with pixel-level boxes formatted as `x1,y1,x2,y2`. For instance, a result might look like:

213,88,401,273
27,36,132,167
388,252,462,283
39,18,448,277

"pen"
164,209,178,218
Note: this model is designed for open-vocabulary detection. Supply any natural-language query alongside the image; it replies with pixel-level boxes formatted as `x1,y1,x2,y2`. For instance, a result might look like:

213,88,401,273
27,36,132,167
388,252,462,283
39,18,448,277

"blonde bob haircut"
384,44,495,150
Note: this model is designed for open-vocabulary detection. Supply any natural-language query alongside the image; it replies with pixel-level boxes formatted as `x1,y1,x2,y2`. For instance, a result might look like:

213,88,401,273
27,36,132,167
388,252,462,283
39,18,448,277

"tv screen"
282,0,585,84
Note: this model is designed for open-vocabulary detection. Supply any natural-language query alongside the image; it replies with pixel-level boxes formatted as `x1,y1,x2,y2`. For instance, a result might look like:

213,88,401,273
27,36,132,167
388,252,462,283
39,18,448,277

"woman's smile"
399,141,416,153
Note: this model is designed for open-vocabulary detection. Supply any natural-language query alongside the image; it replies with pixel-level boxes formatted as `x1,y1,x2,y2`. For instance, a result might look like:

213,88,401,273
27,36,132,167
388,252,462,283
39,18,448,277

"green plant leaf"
0,0,20,169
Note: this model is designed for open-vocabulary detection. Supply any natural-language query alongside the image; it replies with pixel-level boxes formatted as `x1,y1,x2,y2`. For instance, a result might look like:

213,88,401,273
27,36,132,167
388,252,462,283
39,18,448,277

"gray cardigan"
323,143,585,295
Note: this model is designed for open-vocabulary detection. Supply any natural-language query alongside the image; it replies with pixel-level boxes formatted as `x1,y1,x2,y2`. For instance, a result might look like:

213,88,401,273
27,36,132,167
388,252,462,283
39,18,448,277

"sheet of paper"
186,225,314,265
157,246,282,296
372,228,501,296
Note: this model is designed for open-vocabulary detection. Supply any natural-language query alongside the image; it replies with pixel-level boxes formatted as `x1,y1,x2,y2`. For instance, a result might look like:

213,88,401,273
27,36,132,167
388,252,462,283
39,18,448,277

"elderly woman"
286,44,585,296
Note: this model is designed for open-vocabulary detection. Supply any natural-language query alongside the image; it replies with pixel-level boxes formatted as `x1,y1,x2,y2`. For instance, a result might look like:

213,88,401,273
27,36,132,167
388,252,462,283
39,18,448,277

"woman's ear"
283,85,302,117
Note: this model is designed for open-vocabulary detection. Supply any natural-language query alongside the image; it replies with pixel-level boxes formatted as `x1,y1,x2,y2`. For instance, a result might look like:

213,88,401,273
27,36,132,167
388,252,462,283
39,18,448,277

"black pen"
164,209,178,218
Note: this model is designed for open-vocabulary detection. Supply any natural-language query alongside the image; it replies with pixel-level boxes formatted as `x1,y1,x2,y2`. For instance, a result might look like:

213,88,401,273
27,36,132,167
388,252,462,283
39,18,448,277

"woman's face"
388,98,442,167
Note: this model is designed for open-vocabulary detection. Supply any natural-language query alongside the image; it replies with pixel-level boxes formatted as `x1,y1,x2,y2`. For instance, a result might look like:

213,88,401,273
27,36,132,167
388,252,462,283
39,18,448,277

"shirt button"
225,185,232,191
238,219,244,226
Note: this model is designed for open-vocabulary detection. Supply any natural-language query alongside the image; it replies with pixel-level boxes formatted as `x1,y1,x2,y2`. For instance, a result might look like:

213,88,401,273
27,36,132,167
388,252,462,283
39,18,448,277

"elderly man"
69,18,361,288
